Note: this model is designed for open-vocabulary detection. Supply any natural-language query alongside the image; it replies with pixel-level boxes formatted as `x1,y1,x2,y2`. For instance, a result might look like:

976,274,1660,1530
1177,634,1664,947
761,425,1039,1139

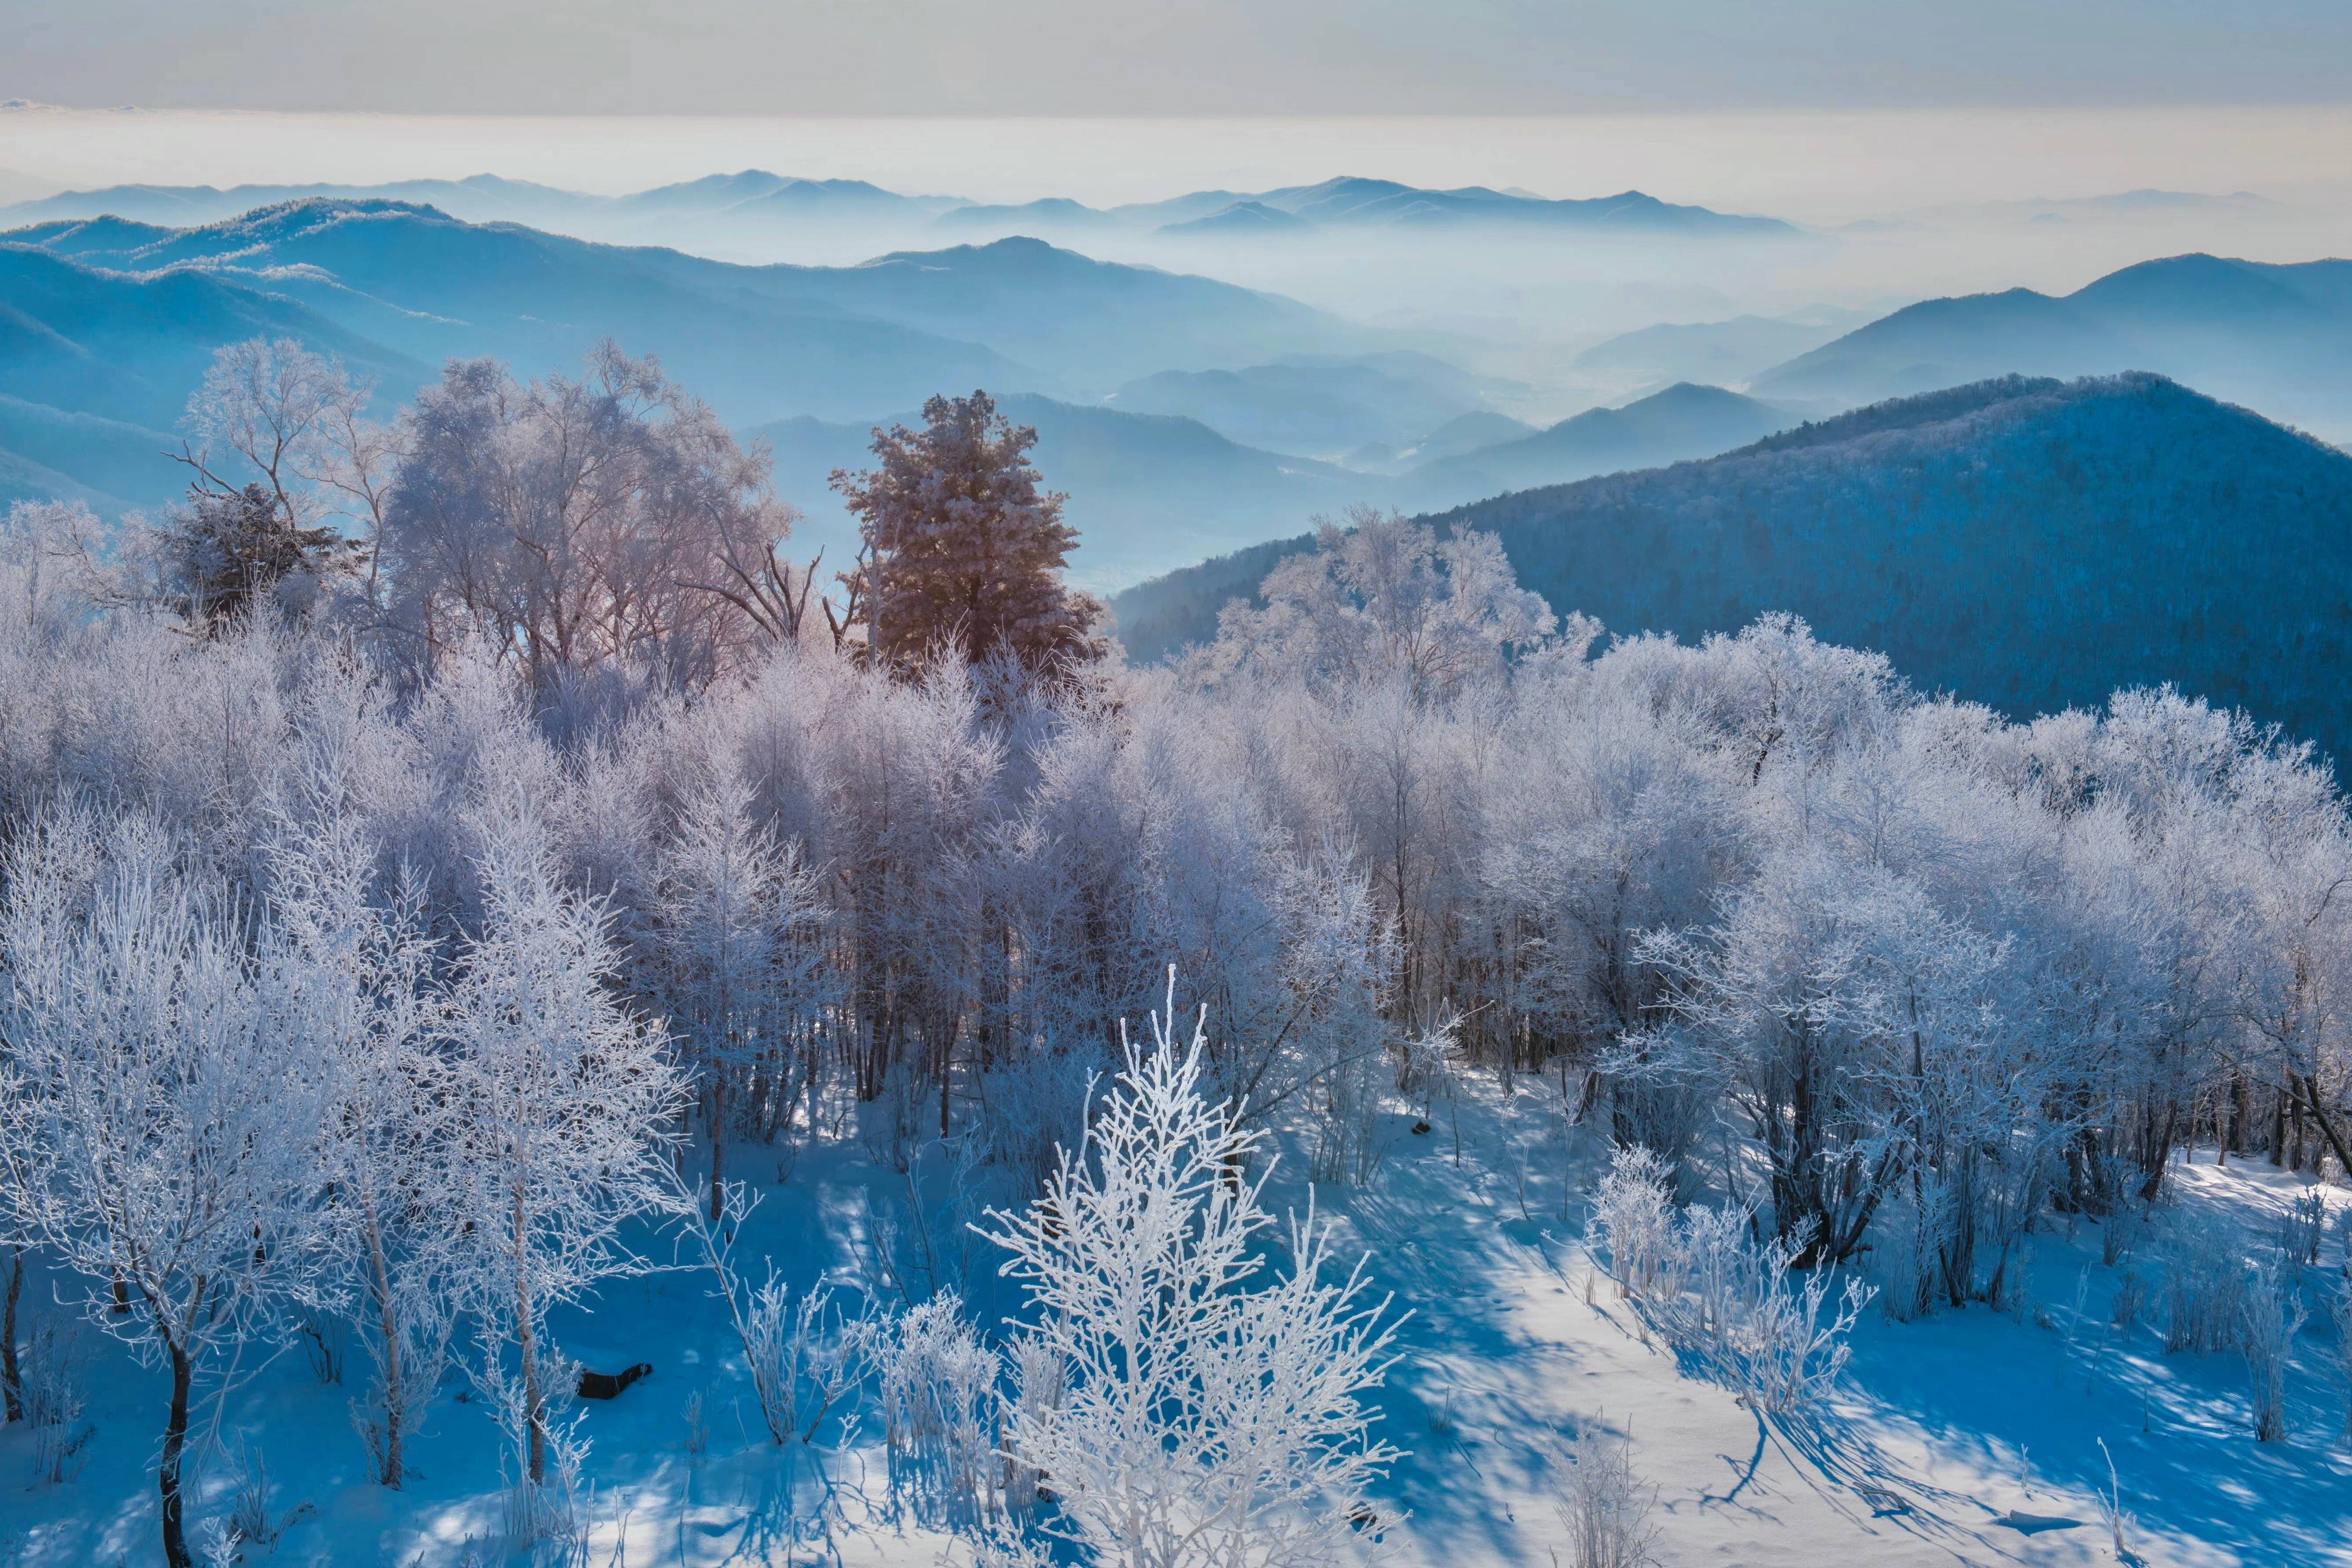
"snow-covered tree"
0,810,340,1568
1202,507,1555,704
982,976,1399,1568
436,794,687,1485
832,390,1107,677
259,778,447,1488
653,768,826,1216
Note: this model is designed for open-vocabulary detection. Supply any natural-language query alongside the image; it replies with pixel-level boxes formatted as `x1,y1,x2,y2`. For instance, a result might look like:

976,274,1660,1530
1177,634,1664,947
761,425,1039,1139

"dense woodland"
2,338,2350,1566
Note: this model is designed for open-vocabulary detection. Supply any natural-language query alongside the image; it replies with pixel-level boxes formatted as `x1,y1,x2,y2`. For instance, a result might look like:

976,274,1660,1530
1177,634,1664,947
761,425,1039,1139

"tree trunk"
365,1208,403,1486
709,1074,727,1224
2293,1070,2352,1180
161,1339,193,1568
514,1187,544,1485
2,1244,21,1423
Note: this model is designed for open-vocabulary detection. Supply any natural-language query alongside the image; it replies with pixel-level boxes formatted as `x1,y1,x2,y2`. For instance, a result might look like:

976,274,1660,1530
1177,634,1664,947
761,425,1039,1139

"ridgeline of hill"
1111,374,2352,762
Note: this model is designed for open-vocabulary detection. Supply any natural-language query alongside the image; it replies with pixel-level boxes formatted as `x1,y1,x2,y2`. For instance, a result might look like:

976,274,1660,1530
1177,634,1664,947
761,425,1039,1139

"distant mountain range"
1573,311,1871,389
1111,374,2352,761
1747,253,2352,440
0,173,1801,251
4,200,1378,419
948,178,1801,242
0,196,1817,585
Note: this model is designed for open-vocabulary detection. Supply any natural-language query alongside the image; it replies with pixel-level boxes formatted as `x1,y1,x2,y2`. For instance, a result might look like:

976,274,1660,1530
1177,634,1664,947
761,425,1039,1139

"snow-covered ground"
3,1083,2347,1567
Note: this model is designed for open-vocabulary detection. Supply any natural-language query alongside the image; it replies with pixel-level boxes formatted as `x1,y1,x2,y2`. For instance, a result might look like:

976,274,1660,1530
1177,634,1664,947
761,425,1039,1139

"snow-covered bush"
1639,1197,1873,1416
2159,1222,2250,1355
2240,1260,2308,1442
1550,1422,1661,1568
1593,1146,1682,1302
875,1292,1001,1524
982,976,1400,1568
2282,1189,2329,1266
1710,1225,1873,1416
677,1175,878,1450
747,1275,872,1447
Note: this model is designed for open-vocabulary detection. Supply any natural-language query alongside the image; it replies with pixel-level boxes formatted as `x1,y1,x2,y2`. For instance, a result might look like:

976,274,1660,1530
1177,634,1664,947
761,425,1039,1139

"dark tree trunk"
1,1245,21,1423
161,1339,193,1568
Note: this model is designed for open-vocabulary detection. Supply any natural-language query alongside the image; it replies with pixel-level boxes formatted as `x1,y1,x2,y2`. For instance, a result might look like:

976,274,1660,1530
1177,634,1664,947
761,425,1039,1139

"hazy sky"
7,0,2352,116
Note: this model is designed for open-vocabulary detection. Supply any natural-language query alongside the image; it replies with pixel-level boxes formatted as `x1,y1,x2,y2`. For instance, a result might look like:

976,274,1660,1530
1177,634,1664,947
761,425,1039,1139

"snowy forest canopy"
1,337,2349,1565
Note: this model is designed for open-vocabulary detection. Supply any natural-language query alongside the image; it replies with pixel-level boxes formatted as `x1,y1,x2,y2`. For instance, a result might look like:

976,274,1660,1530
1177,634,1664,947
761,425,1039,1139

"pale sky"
6,0,2351,116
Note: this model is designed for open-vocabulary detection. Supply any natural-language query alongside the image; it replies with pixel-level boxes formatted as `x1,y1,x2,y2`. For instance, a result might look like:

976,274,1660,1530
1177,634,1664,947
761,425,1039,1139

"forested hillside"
1113,374,2352,759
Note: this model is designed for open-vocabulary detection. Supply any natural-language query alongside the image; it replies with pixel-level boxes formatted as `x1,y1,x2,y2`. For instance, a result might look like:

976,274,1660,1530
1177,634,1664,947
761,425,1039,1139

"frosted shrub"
2240,1260,2308,1443
2282,1190,2329,1267
676,1178,875,1448
2159,1223,2248,1355
1624,1197,1871,1417
1594,1146,1682,1302
1724,1229,1874,1416
876,1293,1002,1524
1678,1203,1757,1355
744,1276,873,1447
1551,1423,1661,1568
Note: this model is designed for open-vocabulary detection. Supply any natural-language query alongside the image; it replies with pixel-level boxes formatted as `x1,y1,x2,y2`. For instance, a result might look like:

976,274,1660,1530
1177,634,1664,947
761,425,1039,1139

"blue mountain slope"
0,242,426,429
2,202,1039,423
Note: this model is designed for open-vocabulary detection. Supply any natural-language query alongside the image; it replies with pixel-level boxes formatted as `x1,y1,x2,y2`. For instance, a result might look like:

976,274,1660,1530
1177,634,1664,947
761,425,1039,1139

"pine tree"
832,391,1107,677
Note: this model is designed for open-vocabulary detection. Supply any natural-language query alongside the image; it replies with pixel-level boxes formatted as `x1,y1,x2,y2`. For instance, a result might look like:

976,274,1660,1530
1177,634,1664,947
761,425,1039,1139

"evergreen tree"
832,390,1107,677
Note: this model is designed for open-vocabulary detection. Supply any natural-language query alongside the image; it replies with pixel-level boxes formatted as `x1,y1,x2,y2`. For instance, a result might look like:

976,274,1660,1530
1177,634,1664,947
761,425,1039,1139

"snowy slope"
1,1086,2345,1567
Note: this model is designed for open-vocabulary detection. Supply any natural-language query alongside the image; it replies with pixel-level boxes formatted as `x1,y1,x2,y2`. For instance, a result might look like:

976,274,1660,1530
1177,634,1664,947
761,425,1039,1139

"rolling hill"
1111,374,2352,762
0,241,429,510
1750,253,2352,440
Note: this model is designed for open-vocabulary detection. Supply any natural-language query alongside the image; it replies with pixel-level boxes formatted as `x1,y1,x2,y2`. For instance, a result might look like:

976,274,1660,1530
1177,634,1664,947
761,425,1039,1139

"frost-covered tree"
259,782,446,1488
436,795,687,1484
1202,507,1556,704
383,344,789,692
0,810,340,1568
832,390,1106,677
653,768,826,1216
982,977,1399,1568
